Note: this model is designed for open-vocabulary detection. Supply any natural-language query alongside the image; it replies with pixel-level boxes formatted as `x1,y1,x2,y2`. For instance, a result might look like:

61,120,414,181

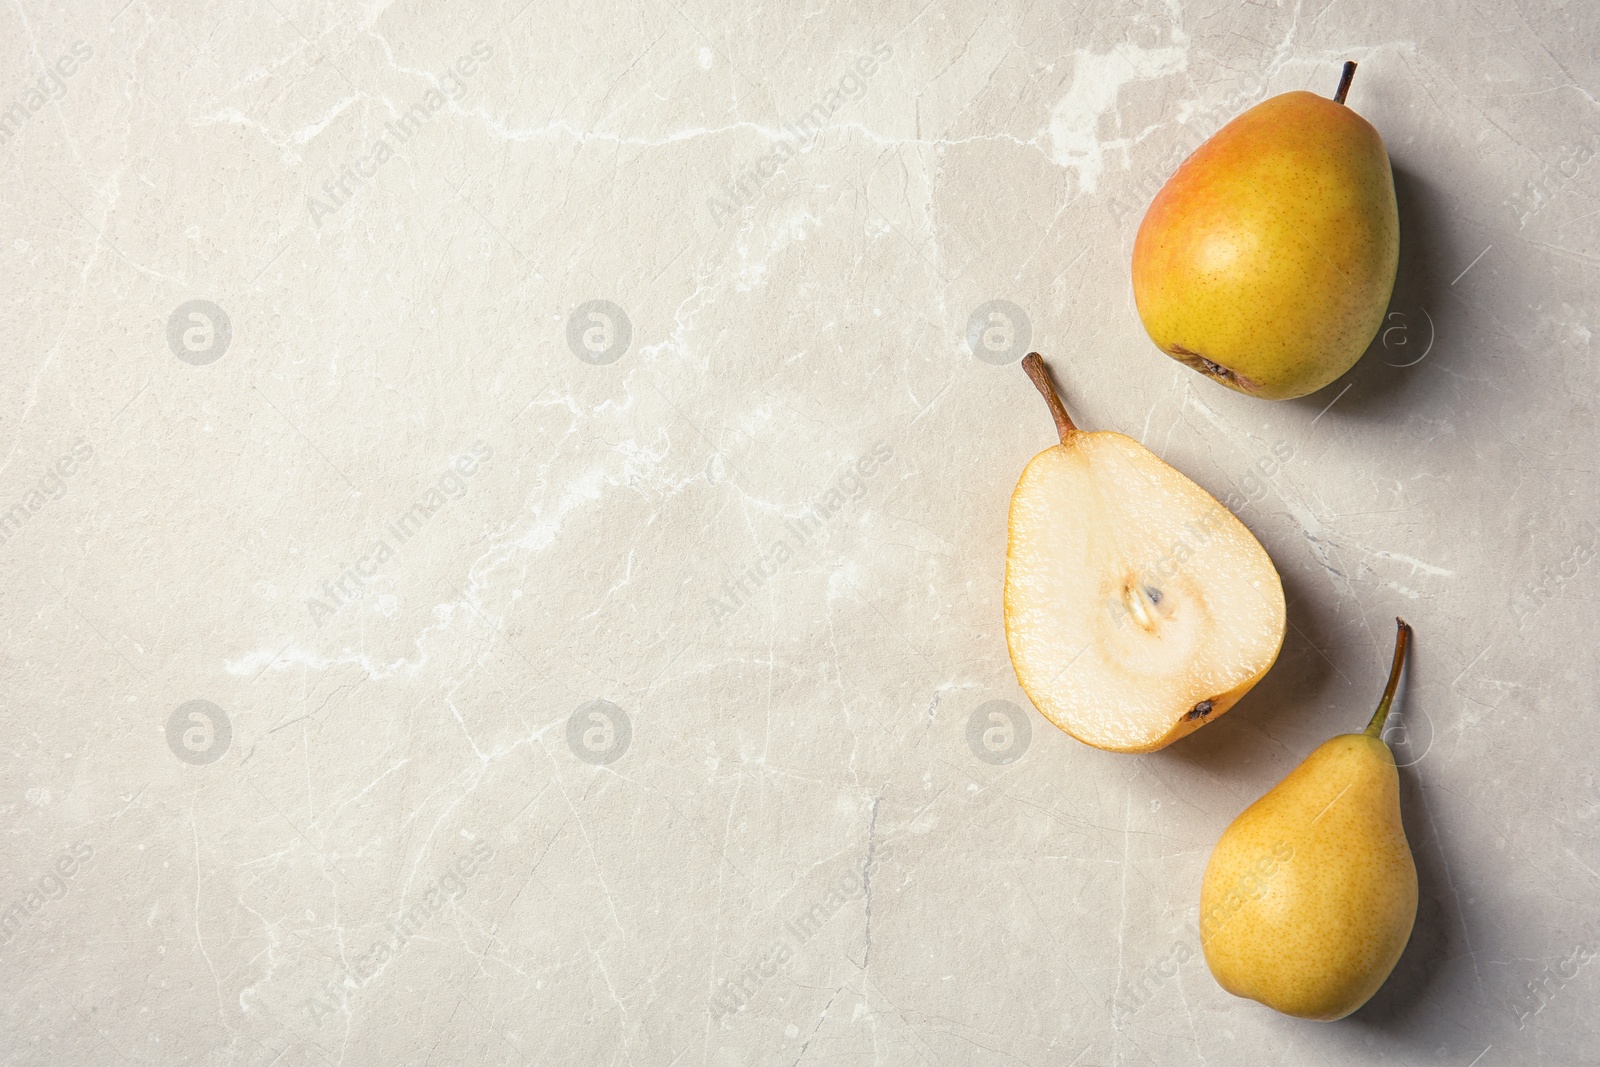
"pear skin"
1200,619,1418,1020
1133,62,1399,400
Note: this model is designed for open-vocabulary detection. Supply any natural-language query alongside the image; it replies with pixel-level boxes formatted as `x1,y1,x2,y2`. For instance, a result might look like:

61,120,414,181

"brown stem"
1364,618,1411,738
1021,352,1078,442
1333,61,1356,105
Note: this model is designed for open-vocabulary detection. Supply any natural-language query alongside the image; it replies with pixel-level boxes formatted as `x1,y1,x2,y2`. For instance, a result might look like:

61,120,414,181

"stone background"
1,0,1596,1063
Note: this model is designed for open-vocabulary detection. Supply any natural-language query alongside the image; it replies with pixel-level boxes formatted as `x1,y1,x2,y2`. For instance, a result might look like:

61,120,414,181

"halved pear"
1004,353,1285,752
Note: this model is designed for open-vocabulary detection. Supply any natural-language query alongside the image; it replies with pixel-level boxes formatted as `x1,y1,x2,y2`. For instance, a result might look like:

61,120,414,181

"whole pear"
1133,62,1399,400
1199,618,1417,1020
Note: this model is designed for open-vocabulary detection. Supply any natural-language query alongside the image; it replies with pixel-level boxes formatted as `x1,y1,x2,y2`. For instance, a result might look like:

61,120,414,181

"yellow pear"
1132,62,1399,399
1200,618,1418,1020
1004,353,1285,753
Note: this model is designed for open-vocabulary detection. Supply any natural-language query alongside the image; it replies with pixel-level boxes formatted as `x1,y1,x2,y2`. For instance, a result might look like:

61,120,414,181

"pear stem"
1333,61,1356,105
1021,352,1078,442
1364,617,1412,738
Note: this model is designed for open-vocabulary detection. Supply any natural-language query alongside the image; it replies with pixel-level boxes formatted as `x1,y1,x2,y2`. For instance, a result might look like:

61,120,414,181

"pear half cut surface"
1200,619,1419,1021
1003,353,1285,753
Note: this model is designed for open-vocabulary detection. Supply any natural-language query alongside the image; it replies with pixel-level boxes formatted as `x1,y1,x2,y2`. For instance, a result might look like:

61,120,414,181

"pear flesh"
1132,63,1399,400
1200,620,1418,1020
1004,355,1285,753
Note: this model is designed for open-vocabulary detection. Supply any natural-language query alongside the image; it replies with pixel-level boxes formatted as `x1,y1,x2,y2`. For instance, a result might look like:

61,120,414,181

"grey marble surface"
2,1,1596,1064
